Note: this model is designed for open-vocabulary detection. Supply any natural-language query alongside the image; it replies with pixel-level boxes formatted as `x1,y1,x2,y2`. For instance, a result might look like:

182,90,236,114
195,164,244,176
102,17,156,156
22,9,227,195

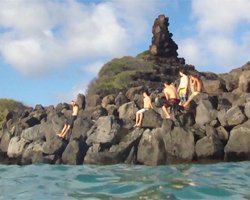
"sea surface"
0,161,249,200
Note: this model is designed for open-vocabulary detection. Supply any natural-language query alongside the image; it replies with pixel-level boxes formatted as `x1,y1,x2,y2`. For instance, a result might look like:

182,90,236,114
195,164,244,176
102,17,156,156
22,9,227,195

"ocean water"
0,162,249,200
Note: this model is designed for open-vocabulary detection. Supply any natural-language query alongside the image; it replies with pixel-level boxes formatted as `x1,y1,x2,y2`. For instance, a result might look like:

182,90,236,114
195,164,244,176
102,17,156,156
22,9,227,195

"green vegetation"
0,99,27,128
136,50,151,60
87,56,156,96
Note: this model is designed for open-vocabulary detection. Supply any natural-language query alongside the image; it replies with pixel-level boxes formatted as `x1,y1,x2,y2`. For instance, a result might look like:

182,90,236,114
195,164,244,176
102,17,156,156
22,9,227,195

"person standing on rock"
177,68,189,105
183,72,203,108
134,91,153,127
162,80,180,119
57,100,79,139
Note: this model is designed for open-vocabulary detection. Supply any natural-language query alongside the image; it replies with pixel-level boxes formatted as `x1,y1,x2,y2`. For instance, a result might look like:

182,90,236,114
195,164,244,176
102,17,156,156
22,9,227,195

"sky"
0,0,250,107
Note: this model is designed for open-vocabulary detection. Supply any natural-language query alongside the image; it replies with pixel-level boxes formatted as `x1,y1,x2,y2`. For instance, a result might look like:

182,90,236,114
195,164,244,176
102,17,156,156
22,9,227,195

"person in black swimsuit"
57,100,79,139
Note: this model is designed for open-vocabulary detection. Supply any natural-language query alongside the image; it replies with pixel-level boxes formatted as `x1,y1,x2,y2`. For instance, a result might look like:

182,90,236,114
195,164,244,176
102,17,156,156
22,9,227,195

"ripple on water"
0,161,249,200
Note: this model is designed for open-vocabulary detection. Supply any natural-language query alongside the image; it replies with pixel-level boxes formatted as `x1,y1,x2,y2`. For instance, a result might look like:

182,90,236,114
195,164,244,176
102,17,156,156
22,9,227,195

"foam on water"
0,161,249,200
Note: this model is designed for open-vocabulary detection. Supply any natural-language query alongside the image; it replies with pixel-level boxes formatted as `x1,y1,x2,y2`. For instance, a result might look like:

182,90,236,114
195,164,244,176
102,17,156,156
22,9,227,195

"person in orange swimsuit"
183,72,203,108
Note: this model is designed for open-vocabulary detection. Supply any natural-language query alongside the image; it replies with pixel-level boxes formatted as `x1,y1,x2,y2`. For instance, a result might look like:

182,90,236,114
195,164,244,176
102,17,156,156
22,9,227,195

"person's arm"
149,100,153,109
177,82,181,92
163,88,169,100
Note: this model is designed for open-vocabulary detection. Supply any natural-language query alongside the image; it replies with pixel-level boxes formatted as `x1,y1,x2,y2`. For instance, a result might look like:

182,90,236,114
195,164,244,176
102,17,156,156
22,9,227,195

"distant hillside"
86,55,157,96
0,99,27,128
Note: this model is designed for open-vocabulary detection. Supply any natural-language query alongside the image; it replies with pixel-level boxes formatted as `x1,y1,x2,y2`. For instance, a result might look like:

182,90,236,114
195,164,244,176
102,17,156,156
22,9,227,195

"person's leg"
183,99,191,108
60,125,71,138
183,92,198,108
137,113,144,127
134,112,139,127
162,106,171,119
57,124,67,136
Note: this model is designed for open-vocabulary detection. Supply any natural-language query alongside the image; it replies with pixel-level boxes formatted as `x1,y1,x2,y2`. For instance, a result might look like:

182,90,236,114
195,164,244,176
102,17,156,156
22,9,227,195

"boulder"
238,71,250,92
70,117,94,140
219,73,238,92
76,93,86,110
106,104,118,116
118,102,138,120
84,144,119,164
219,92,240,105
0,130,12,153
109,128,144,161
20,116,40,129
91,106,108,120
195,135,224,159
217,109,227,127
21,124,46,142
7,136,29,158
225,106,246,126
126,86,144,101
195,99,216,126
217,97,232,111
202,79,226,95
231,93,248,106
163,127,195,163
161,119,174,132
43,130,67,155
137,128,166,165
224,120,250,161
205,124,217,137
86,94,102,108
133,94,143,108
61,139,88,165
216,126,229,141
101,95,115,108
21,140,45,164
55,103,70,113
34,104,44,111
244,102,250,118
191,124,206,141
140,109,162,128
115,92,129,107
86,116,125,145
175,112,195,127
85,128,144,164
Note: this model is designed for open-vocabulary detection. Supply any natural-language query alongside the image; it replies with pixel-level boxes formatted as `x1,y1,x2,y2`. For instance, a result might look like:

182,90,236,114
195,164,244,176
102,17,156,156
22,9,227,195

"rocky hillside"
1,14,250,165
87,15,194,98
0,99,27,129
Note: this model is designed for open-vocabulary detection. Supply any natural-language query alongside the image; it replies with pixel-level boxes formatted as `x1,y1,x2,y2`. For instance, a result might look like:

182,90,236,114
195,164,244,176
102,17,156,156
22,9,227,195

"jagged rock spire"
149,14,178,58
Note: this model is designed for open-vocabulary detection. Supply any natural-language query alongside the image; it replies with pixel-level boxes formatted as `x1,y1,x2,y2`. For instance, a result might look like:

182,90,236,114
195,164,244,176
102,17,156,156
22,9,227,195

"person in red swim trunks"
162,80,180,119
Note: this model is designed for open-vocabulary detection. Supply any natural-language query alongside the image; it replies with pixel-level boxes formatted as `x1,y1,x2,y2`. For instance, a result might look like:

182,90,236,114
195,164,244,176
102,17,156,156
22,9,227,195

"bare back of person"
144,96,153,109
179,75,188,89
164,84,178,100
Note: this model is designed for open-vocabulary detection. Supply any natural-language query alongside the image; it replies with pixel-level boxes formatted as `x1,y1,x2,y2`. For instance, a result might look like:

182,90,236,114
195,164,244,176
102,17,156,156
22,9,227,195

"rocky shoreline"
1,80,250,166
1,14,250,165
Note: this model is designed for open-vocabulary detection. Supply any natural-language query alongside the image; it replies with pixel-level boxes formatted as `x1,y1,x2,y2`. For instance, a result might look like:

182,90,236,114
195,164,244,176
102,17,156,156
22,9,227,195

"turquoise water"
0,162,249,200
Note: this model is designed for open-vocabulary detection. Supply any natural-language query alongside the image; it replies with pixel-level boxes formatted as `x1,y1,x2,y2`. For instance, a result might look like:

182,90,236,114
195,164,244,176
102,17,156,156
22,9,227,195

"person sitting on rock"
183,72,203,108
162,80,180,119
177,68,189,105
134,91,153,127
57,100,79,139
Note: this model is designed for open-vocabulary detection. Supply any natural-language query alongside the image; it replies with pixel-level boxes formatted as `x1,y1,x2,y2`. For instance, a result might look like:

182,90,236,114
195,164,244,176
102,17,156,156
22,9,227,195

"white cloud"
82,61,104,74
192,0,250,35
178,38,207,67
178,0,250,72
0,0,168,76
53,81,89,105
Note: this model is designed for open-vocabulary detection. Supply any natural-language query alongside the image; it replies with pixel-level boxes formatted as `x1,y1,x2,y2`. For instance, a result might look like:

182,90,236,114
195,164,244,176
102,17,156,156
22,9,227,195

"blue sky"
0,0,250,106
